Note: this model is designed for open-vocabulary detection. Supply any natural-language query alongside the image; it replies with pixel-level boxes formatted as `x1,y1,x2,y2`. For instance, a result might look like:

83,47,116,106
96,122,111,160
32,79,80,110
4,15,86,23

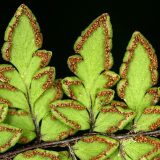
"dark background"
0,0,160,79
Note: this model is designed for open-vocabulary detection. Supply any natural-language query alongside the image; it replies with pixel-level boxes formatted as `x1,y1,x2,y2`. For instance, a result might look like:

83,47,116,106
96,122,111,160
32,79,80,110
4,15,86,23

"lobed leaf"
0,123,22,153
94,106,135,133
0,64,26,93
117,32,159,119
93,89,115,117
25,50,52,88
1,4,42,77
121,136,160,159
0,82,29,111
73,135,119,160
41,113,76,141
62,77,90,108
30,66,55,106
50,100,90,130
4,109,35,143
134,106,160,132
13,148,59,160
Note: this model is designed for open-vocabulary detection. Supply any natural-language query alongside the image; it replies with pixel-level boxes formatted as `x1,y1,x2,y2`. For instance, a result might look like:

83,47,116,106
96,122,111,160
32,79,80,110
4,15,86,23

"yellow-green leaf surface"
134,106,160,132
108,150,123,160
117,32,159,119
73,135,119,160
90,70,119,102
50,100,90,130
0,104,8,123
4,109,35,143
93,89,115,117
25,50,52,88
0,82,28,111
58,151,72,160
122,136,160,160
13,149,59,160
2,4,42,77
0,64,26,93
41,113,76,141
34,79,63,124
69,13,113,89
30,67,55,106
94,106,135,133
66,14,117,110
0,123,22,153
62,77,90,108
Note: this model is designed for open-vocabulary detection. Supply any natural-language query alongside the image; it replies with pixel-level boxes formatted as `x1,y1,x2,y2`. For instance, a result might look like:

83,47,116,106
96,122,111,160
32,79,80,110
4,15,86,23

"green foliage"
0,3,160,160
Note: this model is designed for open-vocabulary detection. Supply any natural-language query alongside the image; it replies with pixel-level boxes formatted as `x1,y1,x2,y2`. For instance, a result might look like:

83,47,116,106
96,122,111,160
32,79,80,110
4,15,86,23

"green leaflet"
0,104,8,123
66,13,119,116
14,149,71,160
30,67,55,106
0,82,29,111
34,79,63,124
94,106,135,133
134,106,160,132
25,50,52,88
58,151,72,160
41,113,76,141
62,77,90,108
50,100,90,130
73,135,119,160
4,109,36,143
13,149,59,160
0,123,22,153
117,32,159,120
121,136,160,159
0,4,65,152
2,4,42,77
0,64,26,93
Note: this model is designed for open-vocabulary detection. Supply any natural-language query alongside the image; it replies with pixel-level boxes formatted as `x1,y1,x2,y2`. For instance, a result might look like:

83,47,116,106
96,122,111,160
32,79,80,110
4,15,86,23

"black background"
0,0,160,80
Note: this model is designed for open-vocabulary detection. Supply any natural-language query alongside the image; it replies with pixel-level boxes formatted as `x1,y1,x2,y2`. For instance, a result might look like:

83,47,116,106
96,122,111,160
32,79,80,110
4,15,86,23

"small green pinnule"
117,31,159,120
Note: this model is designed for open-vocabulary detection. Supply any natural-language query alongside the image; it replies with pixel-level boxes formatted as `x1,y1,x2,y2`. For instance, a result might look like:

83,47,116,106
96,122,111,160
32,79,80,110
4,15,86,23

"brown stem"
26,91,41,143
67,143,77,160
0,130,160,159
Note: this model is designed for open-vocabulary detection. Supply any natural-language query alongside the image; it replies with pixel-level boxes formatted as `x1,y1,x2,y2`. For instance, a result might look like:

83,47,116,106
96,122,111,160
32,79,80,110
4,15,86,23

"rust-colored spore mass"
150,119,160,130
19,136,29,143
23,150,59,160
33,51,52,68
5,4,42,61
0,98,12,106
52,108,81,129
134,135,160,159
75,13,112,70
101,107,134,133
118,80,128,99
63,79,82,99
121,33,158,85
97,90,113,104
103,73,119,88
8,110,29,116
0,83,17,91
82,135,115,160
68,56,83,73
50,101,86,110
0,125,22,152
56,128,75,140
147,88,159,105
110,101,128,109
33,68,54,90
0,66,15,83
52,80,63,102
144,108,160,114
